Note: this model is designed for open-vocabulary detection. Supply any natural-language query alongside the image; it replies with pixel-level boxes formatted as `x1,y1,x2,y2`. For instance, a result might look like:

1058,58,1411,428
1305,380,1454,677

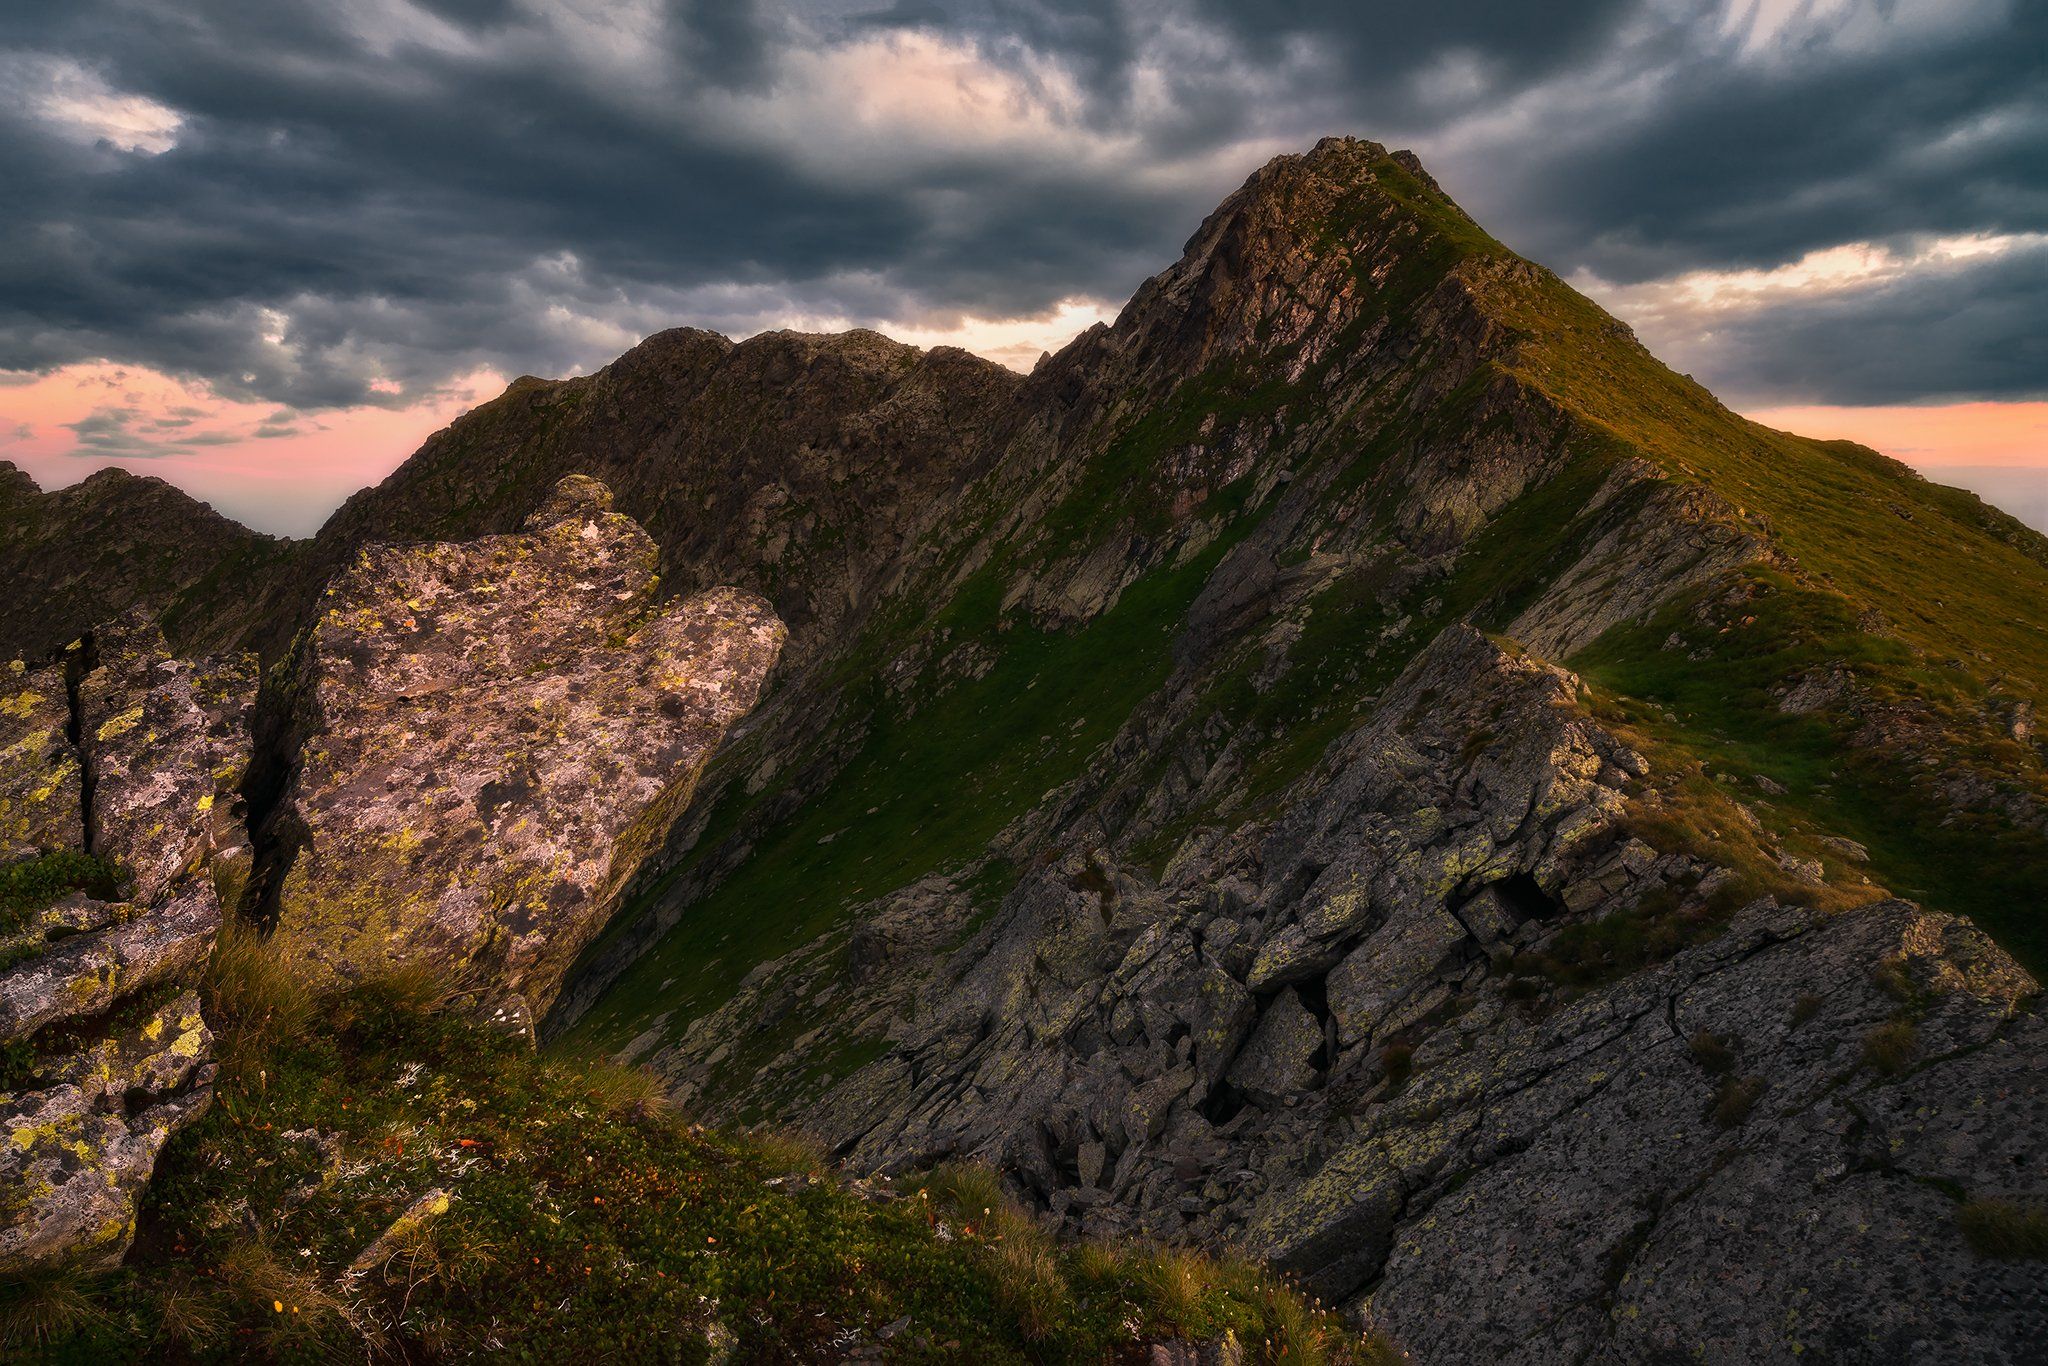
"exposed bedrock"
266,475,786,1019
644,627,2047,1363
0,619,250,1273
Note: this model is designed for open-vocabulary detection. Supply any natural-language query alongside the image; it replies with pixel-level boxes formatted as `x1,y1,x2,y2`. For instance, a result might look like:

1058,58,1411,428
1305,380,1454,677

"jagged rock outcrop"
650,628,2047,1362
0,621,250,1274
267,476,785,1018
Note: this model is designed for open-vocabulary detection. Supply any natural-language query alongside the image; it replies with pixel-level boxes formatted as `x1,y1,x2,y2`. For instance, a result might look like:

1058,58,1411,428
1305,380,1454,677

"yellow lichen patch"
0,689,44,719
95,705,146,741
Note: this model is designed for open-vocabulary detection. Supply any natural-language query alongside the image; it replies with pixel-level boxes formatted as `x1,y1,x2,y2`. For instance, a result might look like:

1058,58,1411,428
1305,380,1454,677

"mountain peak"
1100,138,1503,382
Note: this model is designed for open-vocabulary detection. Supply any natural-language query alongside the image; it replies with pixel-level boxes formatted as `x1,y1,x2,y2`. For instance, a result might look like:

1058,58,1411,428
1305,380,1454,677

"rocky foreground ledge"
0,617,250,1273
0,477,782,1273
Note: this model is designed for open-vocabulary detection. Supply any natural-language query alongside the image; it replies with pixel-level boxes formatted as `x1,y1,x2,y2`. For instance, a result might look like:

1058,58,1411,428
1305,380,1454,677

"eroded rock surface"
0,990,213,1273
0,622,249,1274
644,628,2047,1363
269,476,785,1016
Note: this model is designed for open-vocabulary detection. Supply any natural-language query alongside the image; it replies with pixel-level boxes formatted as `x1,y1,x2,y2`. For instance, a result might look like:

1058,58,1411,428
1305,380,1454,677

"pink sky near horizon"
4,360,2045,538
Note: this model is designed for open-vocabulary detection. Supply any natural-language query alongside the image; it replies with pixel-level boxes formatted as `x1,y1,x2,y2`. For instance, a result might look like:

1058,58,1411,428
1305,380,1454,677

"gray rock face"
1255,894,2044,1361
642,626,2047,1363
0,990,214,1272
269,476,786,1016
0,622,249,1274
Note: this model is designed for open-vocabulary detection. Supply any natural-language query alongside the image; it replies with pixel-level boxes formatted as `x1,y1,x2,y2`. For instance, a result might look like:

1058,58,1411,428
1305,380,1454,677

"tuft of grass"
0,1269,109,1354
1861,1018,1919,1077
1131,1246,1213,1328
199,912,313,1076
1957,1199,2048,1261
570,1056,673,1122
212,1238,363,1348
145,1276,228,1353
1790,992,1824,1027
1711,1075,1767,1129
991,1238,1072,1345
745,1126,829,1178
1688,1030,1736,1076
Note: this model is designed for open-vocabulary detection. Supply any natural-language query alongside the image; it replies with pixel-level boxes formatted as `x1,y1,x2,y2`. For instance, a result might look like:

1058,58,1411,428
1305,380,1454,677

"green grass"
1570,571,2048,973
1957,1199,2048,1261
0,851,125,923
5,930,1371,1364
570,533,1253,1052
0,852,128,975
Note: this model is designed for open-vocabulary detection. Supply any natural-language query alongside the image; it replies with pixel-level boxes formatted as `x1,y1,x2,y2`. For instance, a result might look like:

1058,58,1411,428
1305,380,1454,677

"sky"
0,0,2042,537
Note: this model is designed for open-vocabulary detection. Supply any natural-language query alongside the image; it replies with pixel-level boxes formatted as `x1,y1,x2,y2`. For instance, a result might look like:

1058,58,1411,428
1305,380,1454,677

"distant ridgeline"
4,138,2045,1360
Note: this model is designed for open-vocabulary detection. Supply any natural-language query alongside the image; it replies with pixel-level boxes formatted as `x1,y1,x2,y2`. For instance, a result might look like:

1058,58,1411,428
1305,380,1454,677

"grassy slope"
1213,153,2048,973
4,921,1373,1363
571,508,1258,1057
1454,207,2048,970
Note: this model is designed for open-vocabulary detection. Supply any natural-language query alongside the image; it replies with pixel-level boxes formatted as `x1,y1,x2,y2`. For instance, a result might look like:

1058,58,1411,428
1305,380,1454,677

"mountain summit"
6,139,2046,1360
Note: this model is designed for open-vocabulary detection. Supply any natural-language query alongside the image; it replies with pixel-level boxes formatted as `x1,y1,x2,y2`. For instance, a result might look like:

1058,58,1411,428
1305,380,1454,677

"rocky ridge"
0,463,293,664
2,137,2044,1358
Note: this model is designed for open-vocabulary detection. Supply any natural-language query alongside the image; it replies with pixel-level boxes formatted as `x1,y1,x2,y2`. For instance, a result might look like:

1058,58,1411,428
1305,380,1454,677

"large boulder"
269,475,784,1017
0,621,250,1274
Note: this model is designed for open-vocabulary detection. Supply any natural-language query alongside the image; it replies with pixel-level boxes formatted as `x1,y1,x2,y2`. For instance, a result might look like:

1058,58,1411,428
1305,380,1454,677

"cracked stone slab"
0,989,214,1274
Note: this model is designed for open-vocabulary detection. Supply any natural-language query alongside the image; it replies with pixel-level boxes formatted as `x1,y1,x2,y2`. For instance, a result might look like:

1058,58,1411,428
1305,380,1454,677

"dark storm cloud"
0,0,2042,409
1632,241,2048,406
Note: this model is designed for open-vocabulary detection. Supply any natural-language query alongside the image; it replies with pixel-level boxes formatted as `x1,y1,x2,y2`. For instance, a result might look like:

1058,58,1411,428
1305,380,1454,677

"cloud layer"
1,0,2042,419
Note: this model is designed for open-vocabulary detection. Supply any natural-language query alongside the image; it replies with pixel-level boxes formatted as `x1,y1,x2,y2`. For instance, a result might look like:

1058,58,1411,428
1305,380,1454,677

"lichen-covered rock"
0,658,82,860
75,614,256,906
0,988,214,1272
0,618,249,1274
0,882,220,1040
269,475,784,1015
